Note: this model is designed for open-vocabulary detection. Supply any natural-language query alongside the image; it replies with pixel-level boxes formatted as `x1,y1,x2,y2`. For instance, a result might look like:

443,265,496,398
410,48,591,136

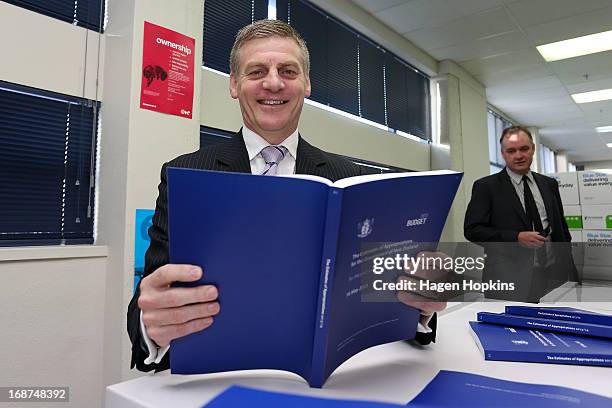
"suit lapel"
295,135,327,176
215,130,252,174
499,168,529,228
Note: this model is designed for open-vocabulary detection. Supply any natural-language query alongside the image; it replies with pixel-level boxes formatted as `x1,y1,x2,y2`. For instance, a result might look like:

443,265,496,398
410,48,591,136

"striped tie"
260,145,288,176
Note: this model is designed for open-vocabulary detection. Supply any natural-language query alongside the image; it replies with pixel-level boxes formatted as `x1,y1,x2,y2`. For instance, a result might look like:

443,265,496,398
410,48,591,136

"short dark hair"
499,125,533,146
230,20,310,75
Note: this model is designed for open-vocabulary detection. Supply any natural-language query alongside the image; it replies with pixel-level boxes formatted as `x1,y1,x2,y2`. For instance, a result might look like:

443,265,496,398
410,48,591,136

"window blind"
0,81,99,246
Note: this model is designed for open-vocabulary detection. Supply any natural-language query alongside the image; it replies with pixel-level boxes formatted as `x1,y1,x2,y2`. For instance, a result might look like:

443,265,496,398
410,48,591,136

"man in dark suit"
464,126,577,301
128,20,443,372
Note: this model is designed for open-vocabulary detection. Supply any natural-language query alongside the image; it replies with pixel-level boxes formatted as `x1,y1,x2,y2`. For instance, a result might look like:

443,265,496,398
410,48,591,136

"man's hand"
517,231,547,248
396,251,450,316
138,265,220,348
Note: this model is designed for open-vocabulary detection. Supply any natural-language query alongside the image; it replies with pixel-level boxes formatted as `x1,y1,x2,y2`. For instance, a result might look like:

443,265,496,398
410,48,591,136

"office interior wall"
0,250,107,408
579,160,612,170
97,0,205,394
437,61,489,242
555,153,569,173
0,3,108,408
0,2,104,100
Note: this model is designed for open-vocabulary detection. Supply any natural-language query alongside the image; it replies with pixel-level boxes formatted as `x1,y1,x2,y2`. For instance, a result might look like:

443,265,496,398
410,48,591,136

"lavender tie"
260,145,288,176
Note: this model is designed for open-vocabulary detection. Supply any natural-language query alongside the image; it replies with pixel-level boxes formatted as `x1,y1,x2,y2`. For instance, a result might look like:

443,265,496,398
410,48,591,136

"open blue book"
407,370,611,407
167,168,462,387
201,371,612,407
470,321,612,367
505,306,612,326
478,311,612,339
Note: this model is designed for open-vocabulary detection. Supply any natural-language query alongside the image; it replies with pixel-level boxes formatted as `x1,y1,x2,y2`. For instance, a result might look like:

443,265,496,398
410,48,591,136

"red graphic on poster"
140,21,195,118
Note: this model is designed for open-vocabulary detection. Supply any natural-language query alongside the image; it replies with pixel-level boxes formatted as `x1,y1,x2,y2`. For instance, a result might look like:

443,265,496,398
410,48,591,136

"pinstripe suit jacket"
127,130,435,372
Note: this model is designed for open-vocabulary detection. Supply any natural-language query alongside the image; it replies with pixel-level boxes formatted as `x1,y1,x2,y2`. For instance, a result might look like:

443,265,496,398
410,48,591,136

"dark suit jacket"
464,168,577,300
127,131,436,371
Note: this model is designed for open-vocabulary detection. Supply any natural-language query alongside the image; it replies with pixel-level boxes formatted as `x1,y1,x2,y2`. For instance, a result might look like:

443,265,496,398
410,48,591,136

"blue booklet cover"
407,370,612,407
203,386,402,408
506,306,612,326
478,311,612,339
470,321,612,367
201,371,612,407
167,168,462,387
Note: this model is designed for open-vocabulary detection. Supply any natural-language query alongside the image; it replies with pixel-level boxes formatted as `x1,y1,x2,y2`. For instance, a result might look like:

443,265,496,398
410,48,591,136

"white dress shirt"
142,126,430,365
505,168,549,232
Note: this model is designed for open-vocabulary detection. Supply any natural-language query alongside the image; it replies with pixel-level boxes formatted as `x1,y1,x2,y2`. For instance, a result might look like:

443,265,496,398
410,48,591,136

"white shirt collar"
506,167,534,185
242,126,299,161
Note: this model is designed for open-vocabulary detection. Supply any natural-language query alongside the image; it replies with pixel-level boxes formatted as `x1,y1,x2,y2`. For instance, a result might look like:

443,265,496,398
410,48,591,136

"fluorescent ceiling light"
571,88,612,104
607,143,612,148
596,126,612,133
536,29,612,62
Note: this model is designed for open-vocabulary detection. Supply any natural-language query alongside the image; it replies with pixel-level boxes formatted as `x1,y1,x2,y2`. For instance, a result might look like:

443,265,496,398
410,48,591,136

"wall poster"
140,21,195,118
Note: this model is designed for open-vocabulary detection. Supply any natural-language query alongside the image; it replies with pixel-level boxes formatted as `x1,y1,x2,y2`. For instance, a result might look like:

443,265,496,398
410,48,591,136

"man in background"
464,126,577,301
128,20,444,372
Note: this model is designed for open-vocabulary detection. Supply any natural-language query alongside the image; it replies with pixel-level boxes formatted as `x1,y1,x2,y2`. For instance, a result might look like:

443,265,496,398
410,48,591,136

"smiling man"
464,126,577,301
127,20,443,372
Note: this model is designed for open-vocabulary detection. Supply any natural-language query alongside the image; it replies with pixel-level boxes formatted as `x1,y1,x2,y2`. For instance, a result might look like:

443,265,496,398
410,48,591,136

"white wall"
579,160,612,170
0,3,108,408
555,153,569,173
97,0,205,394
0,2,103,100
0,247,108,408
437,61,489,242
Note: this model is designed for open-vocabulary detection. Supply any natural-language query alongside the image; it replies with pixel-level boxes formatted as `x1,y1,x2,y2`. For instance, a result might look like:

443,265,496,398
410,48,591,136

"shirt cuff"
140,311,170,365
416,313,433,334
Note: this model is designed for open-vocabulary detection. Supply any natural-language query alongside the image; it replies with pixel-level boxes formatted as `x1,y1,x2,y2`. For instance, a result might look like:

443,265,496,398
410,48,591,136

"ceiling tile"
523,6,612,45
374,0,505,34
428,31,532,62
350,0,410,14
402,7,517,50
460,48,544,77
507,0,612,29
487,75,564,96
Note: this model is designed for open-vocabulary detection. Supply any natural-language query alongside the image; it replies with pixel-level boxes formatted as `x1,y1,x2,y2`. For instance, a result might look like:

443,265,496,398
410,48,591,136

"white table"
106,301,612,408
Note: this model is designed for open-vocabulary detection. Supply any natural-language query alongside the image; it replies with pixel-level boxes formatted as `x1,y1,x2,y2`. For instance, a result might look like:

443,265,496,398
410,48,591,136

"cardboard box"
548,172,580,205
563,205,582,229
581,205,612,230
569,229,583,266
578,171,612,205
581,265,612,282
582,230,612,266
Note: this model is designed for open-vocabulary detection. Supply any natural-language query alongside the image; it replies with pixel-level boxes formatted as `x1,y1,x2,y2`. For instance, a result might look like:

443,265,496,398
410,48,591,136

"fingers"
142,264,202,289
397,275,441,300
138,284,218,310
404,251,453,280
142,301,220,327
147,317,215,348
397,291,447,315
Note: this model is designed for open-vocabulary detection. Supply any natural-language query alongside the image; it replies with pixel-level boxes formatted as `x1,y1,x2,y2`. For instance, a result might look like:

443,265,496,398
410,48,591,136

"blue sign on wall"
134,209,155,292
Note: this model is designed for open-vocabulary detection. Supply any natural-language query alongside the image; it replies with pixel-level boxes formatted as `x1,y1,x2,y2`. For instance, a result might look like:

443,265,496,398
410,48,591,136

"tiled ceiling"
351,0,612,164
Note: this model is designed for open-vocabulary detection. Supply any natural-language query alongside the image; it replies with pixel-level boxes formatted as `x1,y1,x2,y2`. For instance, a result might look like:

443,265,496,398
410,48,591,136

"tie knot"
522,175,530,184
260,145,287,164
259,145,288,175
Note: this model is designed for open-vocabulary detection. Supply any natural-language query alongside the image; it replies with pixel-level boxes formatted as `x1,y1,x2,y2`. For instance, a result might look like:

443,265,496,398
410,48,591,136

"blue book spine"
482,349,612,367
478,312,612,339
505,306,612,326
309,187,344,388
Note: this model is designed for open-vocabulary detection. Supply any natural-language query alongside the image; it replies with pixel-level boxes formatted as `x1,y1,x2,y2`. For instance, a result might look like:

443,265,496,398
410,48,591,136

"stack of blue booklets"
202,370,611,407
167,168,462,387
470,306,612,367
